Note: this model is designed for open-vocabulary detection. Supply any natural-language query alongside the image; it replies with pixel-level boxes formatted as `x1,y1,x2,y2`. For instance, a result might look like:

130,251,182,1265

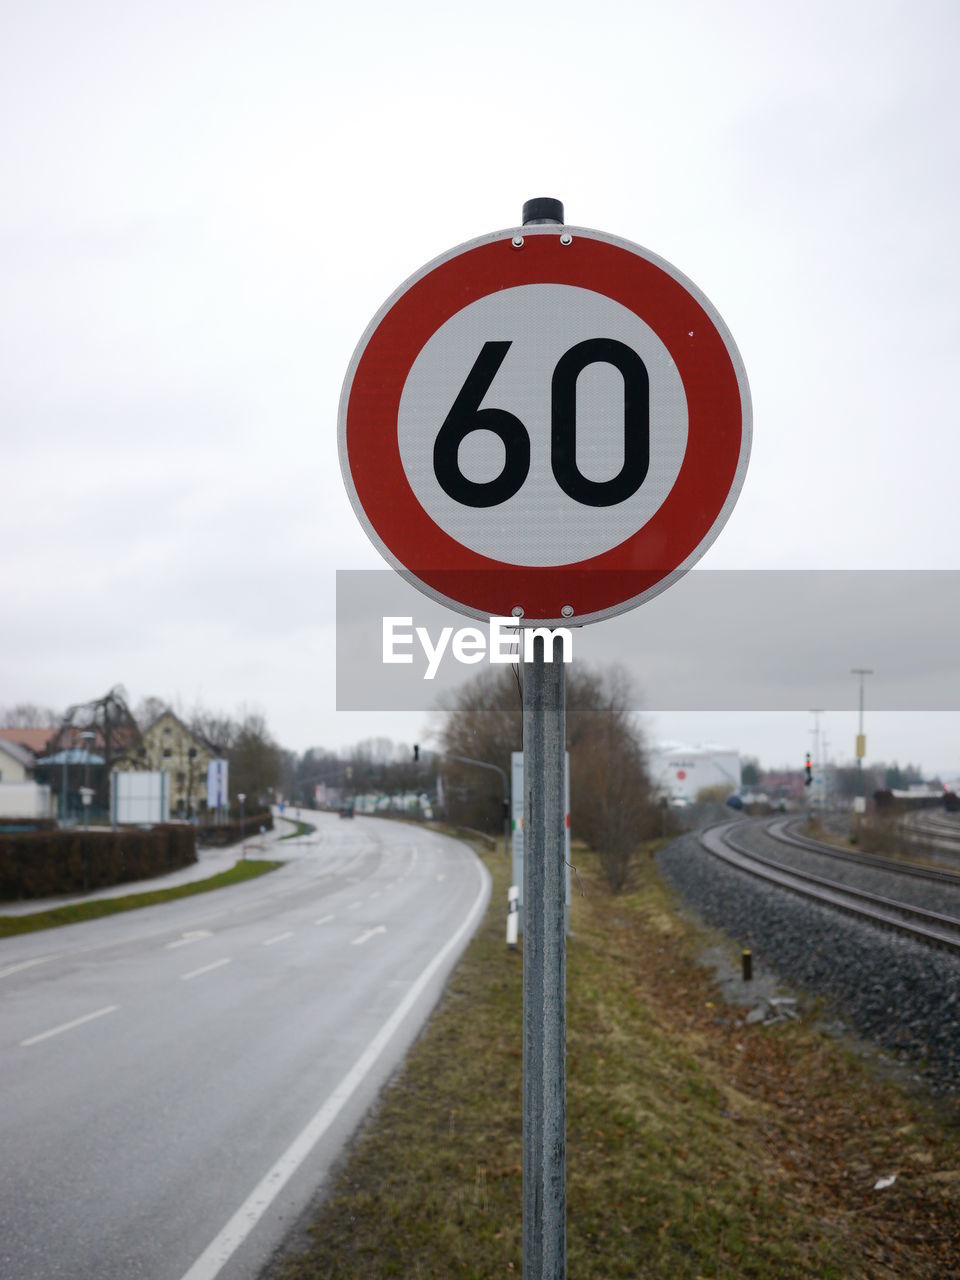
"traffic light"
804,752,813,786
413,744,420,763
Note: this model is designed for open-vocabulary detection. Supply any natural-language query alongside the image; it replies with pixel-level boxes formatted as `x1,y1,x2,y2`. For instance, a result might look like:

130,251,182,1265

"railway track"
699,820,960,954
771,816,960,886
900,808,960,858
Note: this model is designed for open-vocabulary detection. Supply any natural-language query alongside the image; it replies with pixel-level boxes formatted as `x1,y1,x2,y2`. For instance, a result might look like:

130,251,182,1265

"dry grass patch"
272,842,959,1280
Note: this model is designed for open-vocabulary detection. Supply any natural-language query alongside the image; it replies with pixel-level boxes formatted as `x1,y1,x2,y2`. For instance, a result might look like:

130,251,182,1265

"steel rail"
698,822,960,954
771,817,960,886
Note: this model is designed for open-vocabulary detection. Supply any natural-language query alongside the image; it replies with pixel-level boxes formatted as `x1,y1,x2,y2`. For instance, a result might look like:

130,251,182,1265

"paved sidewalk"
0,815,291,918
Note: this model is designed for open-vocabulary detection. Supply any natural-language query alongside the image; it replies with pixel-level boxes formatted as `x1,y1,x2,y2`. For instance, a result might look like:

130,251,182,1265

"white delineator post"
506,885,520,948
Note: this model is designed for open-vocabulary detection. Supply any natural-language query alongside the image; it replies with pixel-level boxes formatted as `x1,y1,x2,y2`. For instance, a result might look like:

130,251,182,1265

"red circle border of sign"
341,228,749,624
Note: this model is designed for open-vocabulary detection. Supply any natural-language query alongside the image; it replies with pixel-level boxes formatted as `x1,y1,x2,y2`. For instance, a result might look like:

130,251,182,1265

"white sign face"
398,285,689,567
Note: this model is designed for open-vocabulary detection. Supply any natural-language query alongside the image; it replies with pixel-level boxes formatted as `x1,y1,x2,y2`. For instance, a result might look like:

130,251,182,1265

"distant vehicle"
339,802,355,819
725,794,744,810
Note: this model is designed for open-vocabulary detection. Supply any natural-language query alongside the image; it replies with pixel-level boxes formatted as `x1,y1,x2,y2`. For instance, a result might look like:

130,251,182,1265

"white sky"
2,1,958,773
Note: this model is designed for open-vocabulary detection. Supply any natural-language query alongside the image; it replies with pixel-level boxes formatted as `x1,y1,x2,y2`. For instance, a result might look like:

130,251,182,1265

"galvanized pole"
519,195,568,1279
522,628,567,1278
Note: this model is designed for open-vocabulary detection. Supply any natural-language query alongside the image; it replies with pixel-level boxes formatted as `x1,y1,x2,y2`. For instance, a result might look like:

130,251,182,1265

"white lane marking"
315,915,335,926
262,931,294,947
166,930,213,950
436,873,446,882
21,1004,119,1047
348,901,361,911
351,926,386,947
178,852,491,1280
0,955,59,981
369,891,380,900
181,959,231,982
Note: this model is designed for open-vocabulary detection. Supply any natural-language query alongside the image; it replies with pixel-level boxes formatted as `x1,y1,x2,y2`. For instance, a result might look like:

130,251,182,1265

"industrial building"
648,742,742,804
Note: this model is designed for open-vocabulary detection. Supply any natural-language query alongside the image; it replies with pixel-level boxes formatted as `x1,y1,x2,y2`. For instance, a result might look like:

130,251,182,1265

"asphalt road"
0,812,491,1279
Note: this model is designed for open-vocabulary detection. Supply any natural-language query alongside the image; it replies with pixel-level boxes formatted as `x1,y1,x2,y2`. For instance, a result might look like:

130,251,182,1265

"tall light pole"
446,753,511,856
852,668,873,803
809,710,823,810
80,731,96,829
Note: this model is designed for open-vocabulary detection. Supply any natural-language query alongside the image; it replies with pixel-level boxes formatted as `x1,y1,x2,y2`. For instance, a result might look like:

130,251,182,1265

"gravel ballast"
658,831,960,1093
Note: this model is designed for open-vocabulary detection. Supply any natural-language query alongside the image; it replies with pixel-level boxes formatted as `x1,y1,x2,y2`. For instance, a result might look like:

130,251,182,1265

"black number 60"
433,338,650,509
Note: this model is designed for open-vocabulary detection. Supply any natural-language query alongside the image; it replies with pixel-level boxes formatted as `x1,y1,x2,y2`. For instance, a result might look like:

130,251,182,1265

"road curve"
0,812,491,1280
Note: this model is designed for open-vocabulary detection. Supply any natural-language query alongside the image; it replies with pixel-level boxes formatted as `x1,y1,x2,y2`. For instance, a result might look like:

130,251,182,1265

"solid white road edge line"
178,850,491,1280
181,959,232,982
20,1004,119,1047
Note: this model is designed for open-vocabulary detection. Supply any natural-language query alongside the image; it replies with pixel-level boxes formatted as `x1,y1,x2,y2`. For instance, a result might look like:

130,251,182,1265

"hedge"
0,825,197,901
195,811,274,847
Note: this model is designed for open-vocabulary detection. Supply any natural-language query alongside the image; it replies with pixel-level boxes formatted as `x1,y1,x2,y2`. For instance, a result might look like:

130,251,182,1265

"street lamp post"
809,710,824,812
446,753,511,856
80,731,96,826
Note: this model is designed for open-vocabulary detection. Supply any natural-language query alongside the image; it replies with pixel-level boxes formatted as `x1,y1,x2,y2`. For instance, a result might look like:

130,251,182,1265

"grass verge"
279,820,318,841
0,858,282,938
272,841,959,1280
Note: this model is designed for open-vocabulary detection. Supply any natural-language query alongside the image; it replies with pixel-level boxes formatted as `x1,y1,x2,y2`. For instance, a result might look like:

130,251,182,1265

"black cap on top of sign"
522,196,564,225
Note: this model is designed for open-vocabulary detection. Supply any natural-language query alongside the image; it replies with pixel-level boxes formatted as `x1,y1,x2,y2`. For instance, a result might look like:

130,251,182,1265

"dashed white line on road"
0,955,59,981
181,959,231,982
351,926,386,947
348,901,361,910
315,915,335,925
166,930,213,950
369,891,380,900
21,1004,119,1047
262,932,294,947
436,873,447,882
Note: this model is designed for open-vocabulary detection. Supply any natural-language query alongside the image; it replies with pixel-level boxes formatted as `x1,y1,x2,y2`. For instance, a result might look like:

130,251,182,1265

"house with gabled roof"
114,710,215,819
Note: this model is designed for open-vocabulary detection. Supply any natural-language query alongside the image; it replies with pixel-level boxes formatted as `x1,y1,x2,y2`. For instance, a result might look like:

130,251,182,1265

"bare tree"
52,687,143,809
0,703,61,727
436,662,657,891
435,667,521,833
133,695,169,729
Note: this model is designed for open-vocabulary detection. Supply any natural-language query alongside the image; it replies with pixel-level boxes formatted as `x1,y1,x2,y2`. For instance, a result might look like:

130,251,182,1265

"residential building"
115,711,214,819
0,738,34,784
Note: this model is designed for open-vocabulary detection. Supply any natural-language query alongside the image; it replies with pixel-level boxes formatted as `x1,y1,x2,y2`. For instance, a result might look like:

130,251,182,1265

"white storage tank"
649,742,741,804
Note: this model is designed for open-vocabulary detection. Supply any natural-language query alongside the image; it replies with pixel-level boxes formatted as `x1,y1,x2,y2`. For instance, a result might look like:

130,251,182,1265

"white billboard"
111,771,170,824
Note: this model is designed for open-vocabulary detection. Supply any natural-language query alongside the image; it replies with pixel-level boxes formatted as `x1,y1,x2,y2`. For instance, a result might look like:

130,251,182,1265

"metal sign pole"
522,631,566,1277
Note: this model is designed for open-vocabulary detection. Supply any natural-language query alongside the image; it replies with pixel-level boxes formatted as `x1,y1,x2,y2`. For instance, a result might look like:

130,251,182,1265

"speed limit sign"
338,220,751,625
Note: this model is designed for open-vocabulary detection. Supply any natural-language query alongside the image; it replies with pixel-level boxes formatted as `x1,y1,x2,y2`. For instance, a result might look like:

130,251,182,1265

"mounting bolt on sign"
338,200,751,1278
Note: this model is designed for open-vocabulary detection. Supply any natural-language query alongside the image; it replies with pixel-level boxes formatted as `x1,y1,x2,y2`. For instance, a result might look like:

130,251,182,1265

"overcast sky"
2,1,958,773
